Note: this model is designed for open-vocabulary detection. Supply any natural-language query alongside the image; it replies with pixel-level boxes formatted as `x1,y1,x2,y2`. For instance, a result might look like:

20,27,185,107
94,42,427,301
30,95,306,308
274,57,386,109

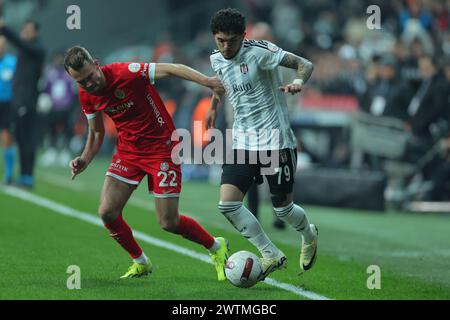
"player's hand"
205,109,217,130
206,76,224,94
212,86,225,98
279,80,303,95
70,157,87,180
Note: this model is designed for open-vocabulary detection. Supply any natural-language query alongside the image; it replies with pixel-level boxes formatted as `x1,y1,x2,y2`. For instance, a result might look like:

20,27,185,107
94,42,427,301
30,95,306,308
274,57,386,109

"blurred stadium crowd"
0,0,449,209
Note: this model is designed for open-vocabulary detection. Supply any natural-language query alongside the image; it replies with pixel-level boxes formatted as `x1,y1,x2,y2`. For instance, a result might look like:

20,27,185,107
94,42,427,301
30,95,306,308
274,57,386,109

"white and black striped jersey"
210,39,297,151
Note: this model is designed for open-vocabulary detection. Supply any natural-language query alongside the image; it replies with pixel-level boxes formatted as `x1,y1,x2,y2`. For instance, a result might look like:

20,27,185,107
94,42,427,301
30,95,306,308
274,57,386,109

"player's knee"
159,216,179,234
218,201,242,217
270,193,289,208
98,206,119,224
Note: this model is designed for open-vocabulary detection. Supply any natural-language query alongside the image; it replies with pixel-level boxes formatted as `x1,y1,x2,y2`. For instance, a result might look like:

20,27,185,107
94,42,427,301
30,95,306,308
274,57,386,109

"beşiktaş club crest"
114,89,125,100
240,63,249,74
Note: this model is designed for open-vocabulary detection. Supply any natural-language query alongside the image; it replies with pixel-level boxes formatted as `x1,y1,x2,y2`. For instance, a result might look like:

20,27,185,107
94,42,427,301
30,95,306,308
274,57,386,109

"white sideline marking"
43,173,86,192
42,174,450,259
1,185,331,300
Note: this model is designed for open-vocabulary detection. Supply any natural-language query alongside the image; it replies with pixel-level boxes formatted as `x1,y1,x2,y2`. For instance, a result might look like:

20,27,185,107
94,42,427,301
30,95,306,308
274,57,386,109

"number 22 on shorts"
158,170,178,187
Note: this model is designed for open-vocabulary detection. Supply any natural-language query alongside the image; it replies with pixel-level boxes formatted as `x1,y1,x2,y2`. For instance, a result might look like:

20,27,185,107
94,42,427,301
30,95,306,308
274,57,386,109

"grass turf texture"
1,157,450,299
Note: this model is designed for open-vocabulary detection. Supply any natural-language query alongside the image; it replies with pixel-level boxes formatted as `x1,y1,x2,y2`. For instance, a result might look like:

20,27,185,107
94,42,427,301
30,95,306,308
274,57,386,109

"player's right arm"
206,53,228,130
153,63,223,92
205,91,224,130
70,114,105,180
278,52,314,95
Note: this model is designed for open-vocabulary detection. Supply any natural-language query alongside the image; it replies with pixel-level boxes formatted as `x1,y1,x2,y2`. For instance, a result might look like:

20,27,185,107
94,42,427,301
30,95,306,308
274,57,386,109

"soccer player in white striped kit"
206,8,318,279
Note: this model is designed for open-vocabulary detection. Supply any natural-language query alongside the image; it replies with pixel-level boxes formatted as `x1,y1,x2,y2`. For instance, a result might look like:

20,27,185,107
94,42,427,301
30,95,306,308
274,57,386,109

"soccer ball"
225,251,263,288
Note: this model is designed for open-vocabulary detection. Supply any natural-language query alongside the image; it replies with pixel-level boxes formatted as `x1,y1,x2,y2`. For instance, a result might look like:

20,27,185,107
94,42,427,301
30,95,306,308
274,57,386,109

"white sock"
133,252,149,265
274,203,315,244
218,201,280,258
208,239,221,254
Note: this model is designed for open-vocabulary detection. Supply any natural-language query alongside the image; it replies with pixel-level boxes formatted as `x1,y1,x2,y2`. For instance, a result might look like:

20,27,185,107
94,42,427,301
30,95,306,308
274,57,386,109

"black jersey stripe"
243,43,272,51
244,40,269,47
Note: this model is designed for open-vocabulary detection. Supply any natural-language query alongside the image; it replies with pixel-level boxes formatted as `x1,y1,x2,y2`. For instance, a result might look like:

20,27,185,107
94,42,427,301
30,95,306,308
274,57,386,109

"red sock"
177,215,215,249
104,215,143,259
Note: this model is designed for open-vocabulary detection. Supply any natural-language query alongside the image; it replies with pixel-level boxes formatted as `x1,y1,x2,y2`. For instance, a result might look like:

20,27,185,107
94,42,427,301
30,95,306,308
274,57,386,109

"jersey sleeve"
254,41,287,71
115,62,157,85
210,56,217,73
79,91,97,120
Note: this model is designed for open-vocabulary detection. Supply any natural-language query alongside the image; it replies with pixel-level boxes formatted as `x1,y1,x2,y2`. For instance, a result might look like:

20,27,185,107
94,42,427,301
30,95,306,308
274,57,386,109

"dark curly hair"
210,8,246,35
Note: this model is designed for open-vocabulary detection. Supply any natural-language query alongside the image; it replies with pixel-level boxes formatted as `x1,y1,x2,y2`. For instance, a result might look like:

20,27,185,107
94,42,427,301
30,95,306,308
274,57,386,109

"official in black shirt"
0,19,45,188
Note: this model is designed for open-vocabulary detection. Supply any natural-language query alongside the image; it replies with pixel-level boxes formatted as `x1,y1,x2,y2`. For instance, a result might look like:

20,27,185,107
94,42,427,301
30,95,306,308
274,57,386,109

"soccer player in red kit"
64,46,229,280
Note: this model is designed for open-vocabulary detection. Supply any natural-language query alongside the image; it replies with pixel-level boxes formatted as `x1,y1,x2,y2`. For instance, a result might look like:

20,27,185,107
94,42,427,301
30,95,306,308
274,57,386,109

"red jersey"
79,62,177,158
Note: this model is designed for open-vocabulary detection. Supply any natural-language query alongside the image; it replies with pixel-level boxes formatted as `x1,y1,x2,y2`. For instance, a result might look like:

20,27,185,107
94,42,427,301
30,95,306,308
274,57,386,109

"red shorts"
106,154,182,198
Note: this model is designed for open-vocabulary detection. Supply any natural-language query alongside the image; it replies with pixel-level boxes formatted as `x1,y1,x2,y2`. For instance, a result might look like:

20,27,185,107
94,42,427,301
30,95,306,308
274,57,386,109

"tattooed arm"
278,52,314,94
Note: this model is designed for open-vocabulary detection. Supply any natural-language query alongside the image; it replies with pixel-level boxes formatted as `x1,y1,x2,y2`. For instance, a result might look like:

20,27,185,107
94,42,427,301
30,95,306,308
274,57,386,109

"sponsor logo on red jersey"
105,100,135,116
110,159,129,173
146,94,165,127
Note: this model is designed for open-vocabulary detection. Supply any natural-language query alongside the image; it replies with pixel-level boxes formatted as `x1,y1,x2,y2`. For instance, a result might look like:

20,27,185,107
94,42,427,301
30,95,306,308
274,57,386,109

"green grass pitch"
1,157,449,300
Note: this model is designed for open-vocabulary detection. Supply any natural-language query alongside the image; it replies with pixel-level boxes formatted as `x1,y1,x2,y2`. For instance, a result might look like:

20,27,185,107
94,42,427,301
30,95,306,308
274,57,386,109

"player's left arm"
278,52,314,95
153,63,224,93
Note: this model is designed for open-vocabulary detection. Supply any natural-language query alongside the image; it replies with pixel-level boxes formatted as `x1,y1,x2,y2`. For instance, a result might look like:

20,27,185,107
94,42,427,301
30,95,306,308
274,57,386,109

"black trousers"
14,109,38,176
